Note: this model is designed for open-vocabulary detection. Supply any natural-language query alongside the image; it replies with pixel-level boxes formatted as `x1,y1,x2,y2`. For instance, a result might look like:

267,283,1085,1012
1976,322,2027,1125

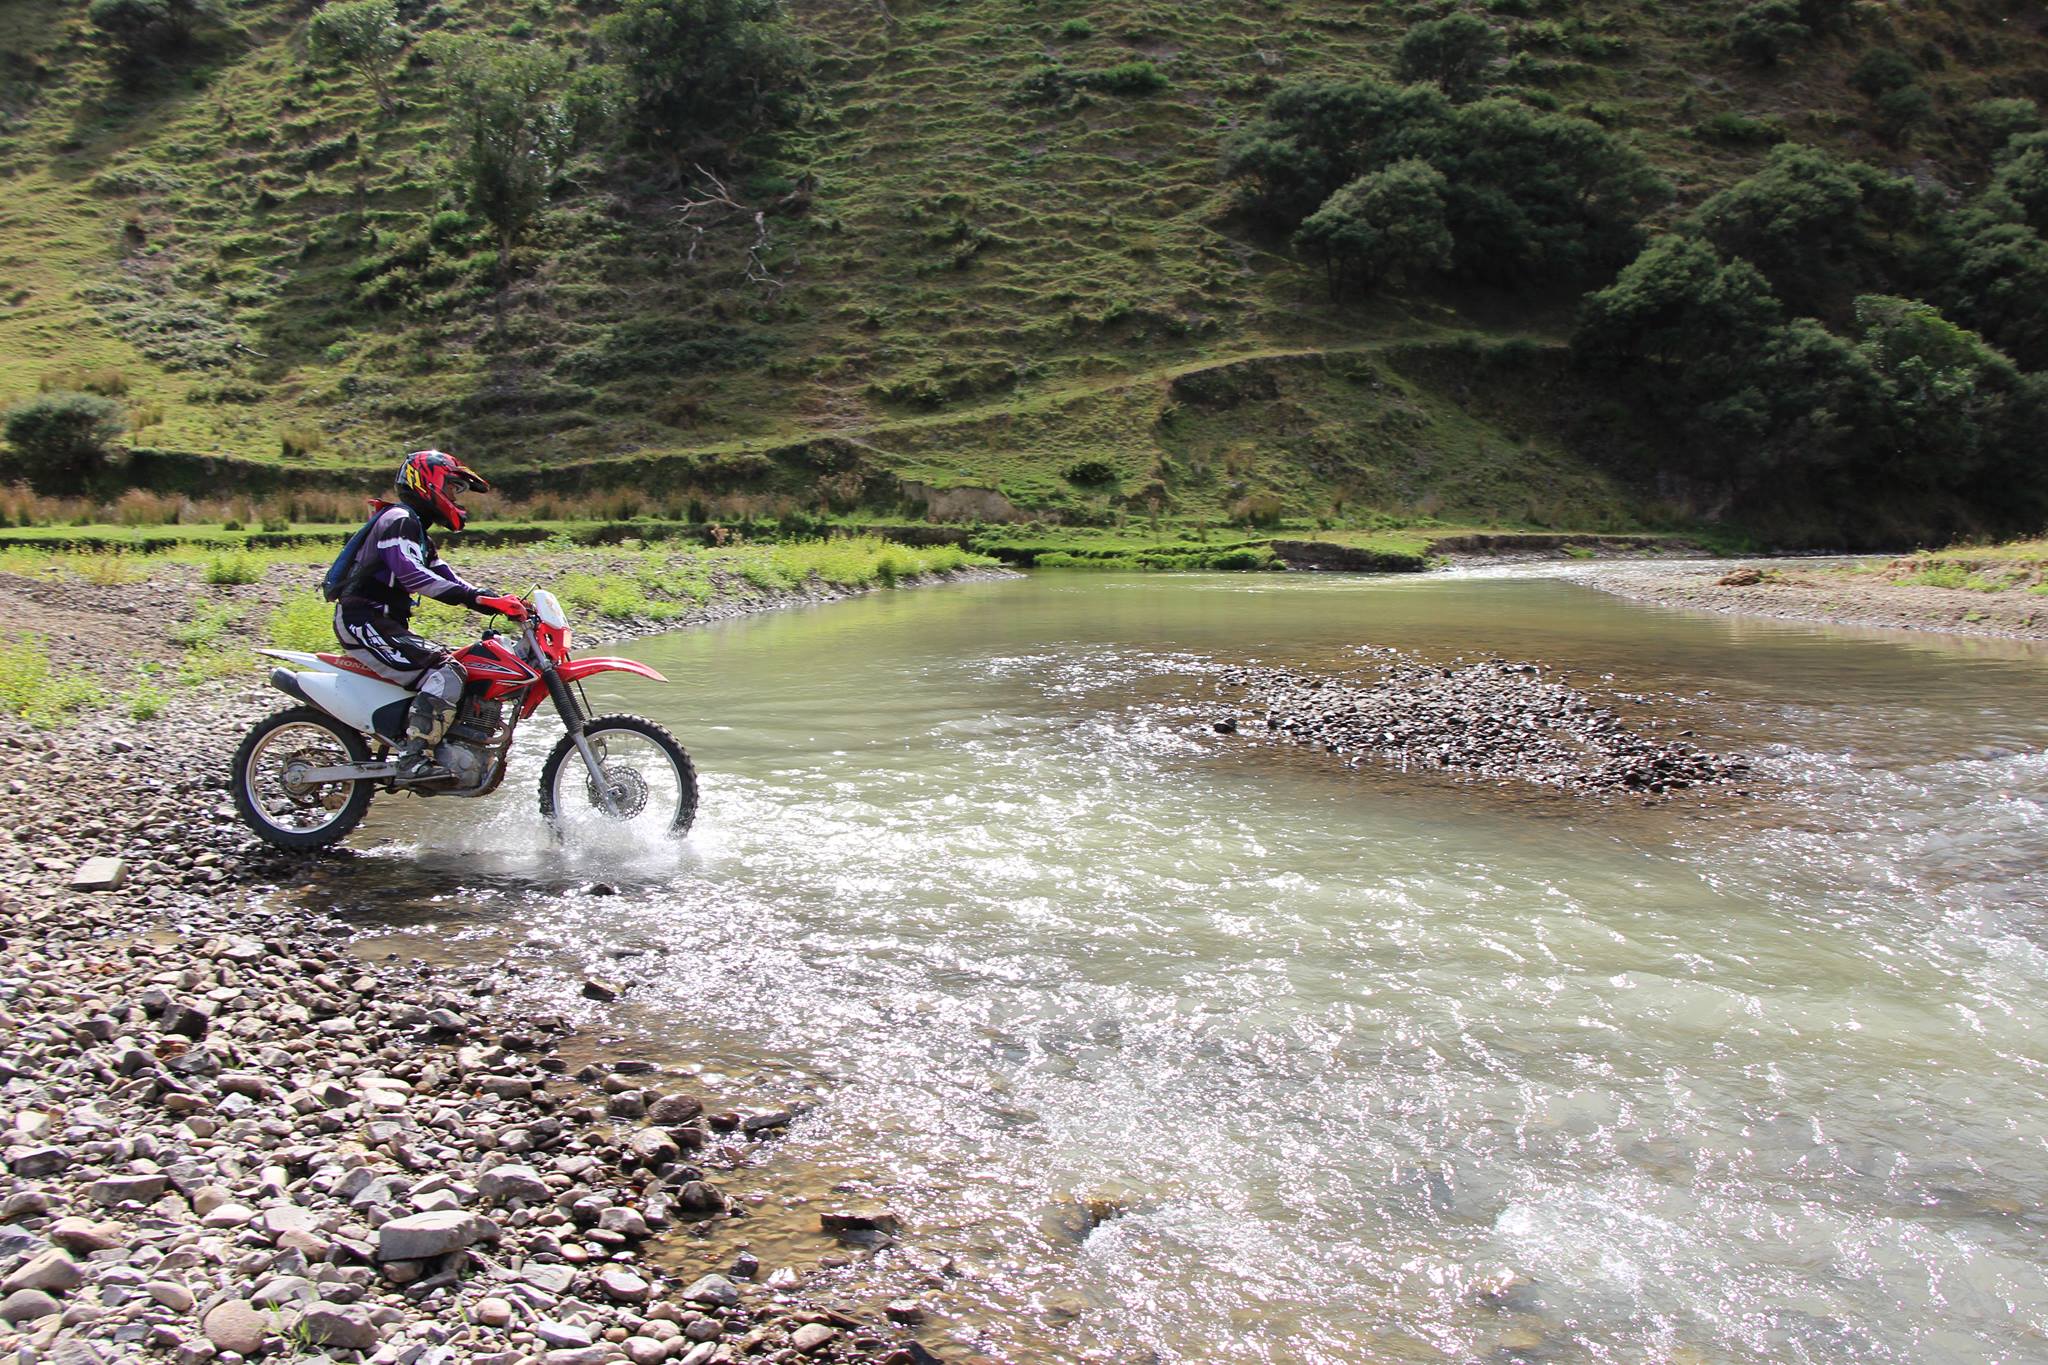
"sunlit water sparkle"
311,571,2048,1364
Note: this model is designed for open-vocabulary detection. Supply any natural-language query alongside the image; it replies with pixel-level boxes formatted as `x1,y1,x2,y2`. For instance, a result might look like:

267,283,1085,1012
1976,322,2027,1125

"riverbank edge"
1560,559,2048,642
0,566,1013,1365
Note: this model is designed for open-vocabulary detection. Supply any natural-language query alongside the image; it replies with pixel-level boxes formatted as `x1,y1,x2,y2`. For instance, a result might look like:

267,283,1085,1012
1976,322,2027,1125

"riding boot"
395,693,457,780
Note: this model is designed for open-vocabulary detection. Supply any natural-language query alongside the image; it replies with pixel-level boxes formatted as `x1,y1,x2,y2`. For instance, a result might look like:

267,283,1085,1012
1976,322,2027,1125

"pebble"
202,1299,269,1356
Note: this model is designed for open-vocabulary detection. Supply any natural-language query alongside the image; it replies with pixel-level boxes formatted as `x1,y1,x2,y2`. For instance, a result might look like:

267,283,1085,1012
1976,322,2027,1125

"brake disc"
588,763,651,818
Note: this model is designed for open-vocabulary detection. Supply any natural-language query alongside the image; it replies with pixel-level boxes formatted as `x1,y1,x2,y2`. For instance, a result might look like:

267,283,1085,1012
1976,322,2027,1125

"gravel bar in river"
1218,646,1752,796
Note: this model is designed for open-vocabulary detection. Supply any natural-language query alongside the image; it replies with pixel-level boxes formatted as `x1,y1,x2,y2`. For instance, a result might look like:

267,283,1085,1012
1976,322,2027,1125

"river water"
330,569,2048,1364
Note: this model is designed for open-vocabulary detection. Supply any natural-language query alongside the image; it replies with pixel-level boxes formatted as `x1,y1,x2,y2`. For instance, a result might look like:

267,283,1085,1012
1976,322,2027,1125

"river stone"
790,1323,836,1353
70,856,126,891
626,1129,677,1168
2,1250,82,1295
376,1210,491,1261
88,1173,169,1206
534,1321,593,1349
257,1206,321,1239
622,1336,666,1365
201,1202,254,1229
597,1206,650,1240
545,1350,612,1365
471,1297,514,1328
300,1303,380,1351
203,1299,269,1356
818,1204,900,1235
647,1095,701,1124
251,1275,316,1308
47,1217,121,1253
10,1147,67,1178
0,1289,61,1325
597,1267,650,1303
477,1164,549,1204
147,1280,197,1313
682,1275,738,1308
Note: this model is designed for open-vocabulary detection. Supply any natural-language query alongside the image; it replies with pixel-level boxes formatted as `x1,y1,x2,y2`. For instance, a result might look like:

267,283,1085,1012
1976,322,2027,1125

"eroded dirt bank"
0,568,1011,1365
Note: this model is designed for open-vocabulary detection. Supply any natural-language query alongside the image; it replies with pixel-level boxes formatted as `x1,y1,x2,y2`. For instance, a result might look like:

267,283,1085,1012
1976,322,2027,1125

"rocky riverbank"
1216,648,1751,797
1566,558,2048,641
0,565,1011,1365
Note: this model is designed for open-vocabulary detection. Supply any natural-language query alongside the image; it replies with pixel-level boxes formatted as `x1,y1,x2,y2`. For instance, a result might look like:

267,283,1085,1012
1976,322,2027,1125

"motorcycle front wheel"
232,706,375,850
538,714,698,838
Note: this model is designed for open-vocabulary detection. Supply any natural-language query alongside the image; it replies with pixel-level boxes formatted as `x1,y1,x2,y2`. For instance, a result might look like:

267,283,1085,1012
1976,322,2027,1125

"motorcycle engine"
435,740,489,790
435,697,506,791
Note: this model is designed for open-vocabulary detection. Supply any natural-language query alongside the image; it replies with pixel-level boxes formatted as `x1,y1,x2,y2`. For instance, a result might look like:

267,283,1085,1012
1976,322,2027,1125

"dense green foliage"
1225,78,1667,286
602,0,809,157
4,394,126,491
1293,160,1453,295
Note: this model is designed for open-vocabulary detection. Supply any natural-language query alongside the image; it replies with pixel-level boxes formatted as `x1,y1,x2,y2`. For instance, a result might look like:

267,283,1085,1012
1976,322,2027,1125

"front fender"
556,656,669,684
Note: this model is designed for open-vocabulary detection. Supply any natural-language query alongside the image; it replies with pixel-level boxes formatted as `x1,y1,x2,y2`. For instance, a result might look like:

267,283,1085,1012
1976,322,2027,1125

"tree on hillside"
309,0,407,113
430,37,579,289
1394,13,1502,101
3,392,126,493
1851,295,2046,502
1572,235,1780,375
1693,144,1916,313
1937,214,2048,370
1435,98,1668,282
601,0,809,162
1729,0,1807,67
1222,78,1451,227
1986,131,2048,233
88,0,212,67
1294,160,1453,295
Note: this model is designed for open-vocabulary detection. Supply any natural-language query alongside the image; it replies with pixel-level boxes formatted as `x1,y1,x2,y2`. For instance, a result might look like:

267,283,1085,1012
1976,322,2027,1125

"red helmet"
395,449,490,532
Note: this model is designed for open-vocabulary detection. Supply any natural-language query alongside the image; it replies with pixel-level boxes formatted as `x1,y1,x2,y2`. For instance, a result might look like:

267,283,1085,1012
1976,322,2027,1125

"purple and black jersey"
336,504,483,627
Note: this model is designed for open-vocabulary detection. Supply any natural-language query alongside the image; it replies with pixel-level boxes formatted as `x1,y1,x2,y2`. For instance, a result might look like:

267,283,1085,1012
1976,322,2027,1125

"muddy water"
320,569,2048,1364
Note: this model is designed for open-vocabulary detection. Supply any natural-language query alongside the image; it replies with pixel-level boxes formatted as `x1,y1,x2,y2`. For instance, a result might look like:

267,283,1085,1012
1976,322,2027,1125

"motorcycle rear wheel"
538,714,697,837
232,706,375,850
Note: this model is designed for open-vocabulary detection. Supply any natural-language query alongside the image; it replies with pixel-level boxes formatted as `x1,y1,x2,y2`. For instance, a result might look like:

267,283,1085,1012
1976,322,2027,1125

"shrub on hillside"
2,393,126,493
88,0,210,64
1394,13,1502,100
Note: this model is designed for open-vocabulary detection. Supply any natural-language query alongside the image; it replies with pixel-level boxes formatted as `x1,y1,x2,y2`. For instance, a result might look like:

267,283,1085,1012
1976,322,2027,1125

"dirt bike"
231,588,696,850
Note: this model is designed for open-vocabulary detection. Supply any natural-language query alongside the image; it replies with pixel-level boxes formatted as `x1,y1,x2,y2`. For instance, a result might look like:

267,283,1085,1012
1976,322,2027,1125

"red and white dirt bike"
231,589,697,849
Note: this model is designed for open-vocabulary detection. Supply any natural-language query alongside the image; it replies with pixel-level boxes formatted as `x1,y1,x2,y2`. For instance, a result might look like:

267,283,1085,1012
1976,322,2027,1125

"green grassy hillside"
1,0,2041,533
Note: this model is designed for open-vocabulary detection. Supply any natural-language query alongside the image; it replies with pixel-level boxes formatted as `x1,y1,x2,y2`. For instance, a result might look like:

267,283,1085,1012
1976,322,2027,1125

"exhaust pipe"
268,668,312,706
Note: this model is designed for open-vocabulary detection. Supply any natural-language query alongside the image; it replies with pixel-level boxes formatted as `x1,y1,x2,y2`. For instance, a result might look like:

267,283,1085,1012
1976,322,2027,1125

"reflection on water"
309,571,2048,1364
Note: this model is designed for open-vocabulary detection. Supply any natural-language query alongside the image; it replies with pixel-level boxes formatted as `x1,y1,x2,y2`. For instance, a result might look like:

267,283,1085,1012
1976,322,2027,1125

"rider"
332,450,528,780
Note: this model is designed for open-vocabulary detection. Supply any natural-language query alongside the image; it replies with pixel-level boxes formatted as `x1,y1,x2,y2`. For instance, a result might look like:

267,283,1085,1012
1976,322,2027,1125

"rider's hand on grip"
478,593,528,619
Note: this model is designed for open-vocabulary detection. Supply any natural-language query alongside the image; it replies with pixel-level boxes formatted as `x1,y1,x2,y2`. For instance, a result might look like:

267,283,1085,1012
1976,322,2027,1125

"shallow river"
325,569,2048,1364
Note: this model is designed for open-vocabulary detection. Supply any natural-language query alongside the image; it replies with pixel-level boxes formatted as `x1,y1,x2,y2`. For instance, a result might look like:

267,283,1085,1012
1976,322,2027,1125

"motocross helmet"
395,449,490,532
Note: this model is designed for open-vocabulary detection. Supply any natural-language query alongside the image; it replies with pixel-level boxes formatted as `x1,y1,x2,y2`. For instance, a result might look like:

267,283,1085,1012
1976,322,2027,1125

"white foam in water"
330,573,2048,1363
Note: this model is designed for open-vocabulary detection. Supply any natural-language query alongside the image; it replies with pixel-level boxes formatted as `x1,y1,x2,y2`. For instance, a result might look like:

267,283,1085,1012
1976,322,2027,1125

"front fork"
542,662,625,818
